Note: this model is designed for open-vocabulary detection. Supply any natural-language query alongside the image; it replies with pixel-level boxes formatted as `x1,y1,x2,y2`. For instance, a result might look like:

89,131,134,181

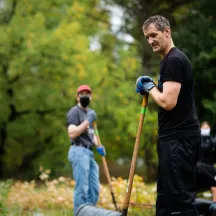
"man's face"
201,123,211,130
77,90,91,102
201,122,211,136
143,23,170,54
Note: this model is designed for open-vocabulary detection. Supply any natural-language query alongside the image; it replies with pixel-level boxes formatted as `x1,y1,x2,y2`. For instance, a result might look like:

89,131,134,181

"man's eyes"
146,34,157,39
79,94,90,96
150,34,157,37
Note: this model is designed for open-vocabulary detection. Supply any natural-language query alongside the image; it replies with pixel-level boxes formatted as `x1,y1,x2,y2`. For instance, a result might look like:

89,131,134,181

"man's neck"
160,40,175,59
78,103,88,111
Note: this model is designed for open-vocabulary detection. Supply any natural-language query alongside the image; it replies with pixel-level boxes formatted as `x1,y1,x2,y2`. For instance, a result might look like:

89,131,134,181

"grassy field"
1,171,157,216
5,208,74,216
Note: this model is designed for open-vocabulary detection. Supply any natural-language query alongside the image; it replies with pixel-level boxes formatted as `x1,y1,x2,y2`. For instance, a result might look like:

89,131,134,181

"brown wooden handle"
92,122,118,210
122,94,148,215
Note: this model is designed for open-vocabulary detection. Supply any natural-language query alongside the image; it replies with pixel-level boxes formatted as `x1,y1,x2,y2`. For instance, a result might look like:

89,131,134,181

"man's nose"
148,38,154,45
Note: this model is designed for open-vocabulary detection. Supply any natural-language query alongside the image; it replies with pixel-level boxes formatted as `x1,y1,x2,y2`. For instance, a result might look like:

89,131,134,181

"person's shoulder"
87,107,95,112
68,105,78,112
67,105,78,116
168,47,189,62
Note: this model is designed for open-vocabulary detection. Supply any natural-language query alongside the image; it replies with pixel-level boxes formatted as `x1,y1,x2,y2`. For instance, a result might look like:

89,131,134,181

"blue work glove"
86,110,97,123
135,76,155,94
96,145,106,156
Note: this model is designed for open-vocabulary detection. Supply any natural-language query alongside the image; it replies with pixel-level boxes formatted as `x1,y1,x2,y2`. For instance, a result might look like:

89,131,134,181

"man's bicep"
66,109,79,126
68,124,77,133
163,81,181,102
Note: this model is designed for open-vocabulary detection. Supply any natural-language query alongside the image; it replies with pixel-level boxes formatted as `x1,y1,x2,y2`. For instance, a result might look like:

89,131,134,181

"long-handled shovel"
75,94,148,216
121,94,148,216
93,122,119,211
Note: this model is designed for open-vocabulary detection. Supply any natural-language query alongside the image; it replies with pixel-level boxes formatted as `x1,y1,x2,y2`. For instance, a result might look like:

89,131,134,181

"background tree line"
0,0,215,181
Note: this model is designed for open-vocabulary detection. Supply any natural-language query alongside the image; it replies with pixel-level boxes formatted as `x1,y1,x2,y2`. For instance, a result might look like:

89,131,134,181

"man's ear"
164,26,171,37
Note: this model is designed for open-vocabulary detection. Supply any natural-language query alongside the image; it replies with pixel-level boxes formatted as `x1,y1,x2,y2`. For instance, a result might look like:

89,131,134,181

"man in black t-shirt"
136,15,201,216
67,85,106,214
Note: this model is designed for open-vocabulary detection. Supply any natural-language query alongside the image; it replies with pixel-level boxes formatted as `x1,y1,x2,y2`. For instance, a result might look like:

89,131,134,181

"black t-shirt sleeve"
163,57,184,84
66,109,79,127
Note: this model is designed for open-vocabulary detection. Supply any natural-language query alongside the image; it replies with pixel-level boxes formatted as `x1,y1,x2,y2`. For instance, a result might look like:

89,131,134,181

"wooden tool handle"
122,94,148,216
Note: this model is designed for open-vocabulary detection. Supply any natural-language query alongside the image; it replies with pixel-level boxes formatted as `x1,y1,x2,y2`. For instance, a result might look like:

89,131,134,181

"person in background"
136,15,201,215
66,85,106,214
196,121,216,201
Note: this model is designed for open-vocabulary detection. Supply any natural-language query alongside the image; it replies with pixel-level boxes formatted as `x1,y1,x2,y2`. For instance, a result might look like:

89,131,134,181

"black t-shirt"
66,105,95,147
158,47,200,140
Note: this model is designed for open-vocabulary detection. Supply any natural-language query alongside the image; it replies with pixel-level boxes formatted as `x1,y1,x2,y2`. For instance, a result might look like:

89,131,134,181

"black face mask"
80,96,90,108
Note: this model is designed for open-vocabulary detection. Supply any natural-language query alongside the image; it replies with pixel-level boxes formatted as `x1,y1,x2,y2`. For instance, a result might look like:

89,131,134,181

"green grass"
7,208,74,216
37,208,73,216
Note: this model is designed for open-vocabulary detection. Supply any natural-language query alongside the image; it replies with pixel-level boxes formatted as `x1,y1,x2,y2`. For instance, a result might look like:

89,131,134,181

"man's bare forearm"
149,87,168,109
149,86,177,111
68,120,89,139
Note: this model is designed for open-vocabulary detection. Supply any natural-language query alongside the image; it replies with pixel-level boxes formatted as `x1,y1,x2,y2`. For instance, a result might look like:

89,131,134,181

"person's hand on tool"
135,76,155,94
96,145,106,156
86,110,97,123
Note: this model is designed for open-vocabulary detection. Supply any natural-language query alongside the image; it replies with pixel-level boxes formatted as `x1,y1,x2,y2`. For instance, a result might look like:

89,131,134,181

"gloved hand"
135,76,155,94
86,110,97,123
96,145,106,156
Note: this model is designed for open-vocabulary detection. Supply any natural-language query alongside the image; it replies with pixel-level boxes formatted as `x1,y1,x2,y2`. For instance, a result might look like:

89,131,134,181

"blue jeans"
68,145,100,213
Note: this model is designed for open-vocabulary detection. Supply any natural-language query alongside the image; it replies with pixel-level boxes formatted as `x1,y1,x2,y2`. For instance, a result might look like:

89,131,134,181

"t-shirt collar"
160,47,176,64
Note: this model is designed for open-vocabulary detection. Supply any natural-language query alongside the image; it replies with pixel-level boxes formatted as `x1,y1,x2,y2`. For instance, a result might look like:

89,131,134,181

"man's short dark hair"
142,15,170,31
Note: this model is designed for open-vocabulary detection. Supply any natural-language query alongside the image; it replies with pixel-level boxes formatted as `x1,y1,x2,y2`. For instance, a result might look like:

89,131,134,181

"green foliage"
0,179,12,215
0,0,114,178
173,0,216,128
0,0,157,180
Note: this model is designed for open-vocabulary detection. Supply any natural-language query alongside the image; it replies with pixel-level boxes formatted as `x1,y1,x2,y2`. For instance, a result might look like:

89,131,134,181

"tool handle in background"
93,122,118,211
